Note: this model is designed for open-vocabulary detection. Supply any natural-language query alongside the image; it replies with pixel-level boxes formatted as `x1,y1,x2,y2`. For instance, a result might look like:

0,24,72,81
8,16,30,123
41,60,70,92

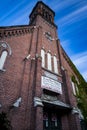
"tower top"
29,1,55,25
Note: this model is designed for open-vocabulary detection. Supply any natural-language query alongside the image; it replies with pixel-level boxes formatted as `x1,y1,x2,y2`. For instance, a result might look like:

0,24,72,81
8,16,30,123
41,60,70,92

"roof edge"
29,1,55,18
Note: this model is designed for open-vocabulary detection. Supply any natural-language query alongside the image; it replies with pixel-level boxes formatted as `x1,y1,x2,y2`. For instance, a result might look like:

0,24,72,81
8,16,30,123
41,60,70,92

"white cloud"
71,51,87,81
52,0,78,11
82,71,87,82
71,51,87,67
60,41,87,81
11,14,28,25
0,1,25,22
61,40,70,47
57,5,87,26
60,40,74,56
0,2,35,26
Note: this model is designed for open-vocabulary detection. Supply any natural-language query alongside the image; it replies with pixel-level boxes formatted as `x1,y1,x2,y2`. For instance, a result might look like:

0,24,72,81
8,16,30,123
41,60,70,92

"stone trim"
34,97,44,107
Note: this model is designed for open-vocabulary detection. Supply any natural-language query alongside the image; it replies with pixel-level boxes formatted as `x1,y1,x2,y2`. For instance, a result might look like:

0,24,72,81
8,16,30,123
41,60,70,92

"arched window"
47,52,52,71
71,79,76,95
41,49,45,68
0,42,12,71
53,56,58,74
0,51,8,70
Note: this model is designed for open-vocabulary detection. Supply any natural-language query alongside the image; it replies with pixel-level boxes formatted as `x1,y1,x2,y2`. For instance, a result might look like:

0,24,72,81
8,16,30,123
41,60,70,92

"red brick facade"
0,1,82,130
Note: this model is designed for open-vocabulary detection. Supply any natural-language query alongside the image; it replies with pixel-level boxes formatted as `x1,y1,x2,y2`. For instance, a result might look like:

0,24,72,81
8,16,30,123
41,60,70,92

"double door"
43,111,62,130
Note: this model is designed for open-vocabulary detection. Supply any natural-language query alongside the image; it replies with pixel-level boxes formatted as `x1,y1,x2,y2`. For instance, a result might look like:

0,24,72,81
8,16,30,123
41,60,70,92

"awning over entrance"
41,94,72,110
42,99,72,110
34,96,72,110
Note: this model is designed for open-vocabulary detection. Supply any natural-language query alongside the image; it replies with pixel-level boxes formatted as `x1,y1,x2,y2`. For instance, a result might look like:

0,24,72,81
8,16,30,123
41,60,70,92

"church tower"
29,1,55,26
26,1,81,130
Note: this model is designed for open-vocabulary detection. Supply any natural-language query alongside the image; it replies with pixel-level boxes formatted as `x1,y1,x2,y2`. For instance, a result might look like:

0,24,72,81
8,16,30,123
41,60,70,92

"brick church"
0,1,85,130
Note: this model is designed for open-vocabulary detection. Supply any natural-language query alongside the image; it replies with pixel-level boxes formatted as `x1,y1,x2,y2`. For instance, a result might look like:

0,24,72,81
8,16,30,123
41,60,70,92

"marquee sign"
41,76,62,94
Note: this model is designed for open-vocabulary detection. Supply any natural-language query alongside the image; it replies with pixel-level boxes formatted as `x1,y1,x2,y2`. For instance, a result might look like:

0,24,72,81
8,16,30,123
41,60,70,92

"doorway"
43,110,62,130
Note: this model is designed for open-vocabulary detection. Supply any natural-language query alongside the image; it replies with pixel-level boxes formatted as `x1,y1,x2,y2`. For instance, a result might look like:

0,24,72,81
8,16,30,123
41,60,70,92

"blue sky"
0,0,87,81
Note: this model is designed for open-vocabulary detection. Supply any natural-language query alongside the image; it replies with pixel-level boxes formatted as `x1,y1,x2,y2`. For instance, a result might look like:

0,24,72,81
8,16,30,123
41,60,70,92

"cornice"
0,25,34,39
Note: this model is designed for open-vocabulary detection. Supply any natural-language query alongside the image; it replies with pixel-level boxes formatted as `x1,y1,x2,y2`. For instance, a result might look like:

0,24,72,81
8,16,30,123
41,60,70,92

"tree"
0,112,12,130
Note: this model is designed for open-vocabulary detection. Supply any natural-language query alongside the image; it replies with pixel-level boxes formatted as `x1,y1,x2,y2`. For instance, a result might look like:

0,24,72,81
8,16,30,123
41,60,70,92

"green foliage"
71,75,78,84
71,75,87,123
0,112,12,130
68,57,87,123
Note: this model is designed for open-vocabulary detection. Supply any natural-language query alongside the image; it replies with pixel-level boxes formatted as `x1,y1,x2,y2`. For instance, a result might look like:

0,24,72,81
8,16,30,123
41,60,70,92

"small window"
41,49,45,68
47,52,52,71
0,51,8,70
71,80,76,95
53,56,58,74
45,32,53,41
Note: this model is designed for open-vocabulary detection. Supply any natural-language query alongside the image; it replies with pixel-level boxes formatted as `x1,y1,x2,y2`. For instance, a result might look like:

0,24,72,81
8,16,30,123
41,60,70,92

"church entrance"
43,110,62,130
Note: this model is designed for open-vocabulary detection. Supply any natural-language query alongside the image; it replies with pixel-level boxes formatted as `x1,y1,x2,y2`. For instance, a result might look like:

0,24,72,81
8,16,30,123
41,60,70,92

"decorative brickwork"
0,26,34,39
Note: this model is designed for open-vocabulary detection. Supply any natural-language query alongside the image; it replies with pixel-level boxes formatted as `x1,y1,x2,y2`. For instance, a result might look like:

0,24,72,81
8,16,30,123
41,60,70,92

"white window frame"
47,52,52,71
71,80,76,95
41,49,45,68
0,51,8,70
53,56,58,74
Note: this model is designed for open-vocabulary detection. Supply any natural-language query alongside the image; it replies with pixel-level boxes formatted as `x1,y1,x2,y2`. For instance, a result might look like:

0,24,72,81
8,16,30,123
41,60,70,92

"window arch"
53,56,58,74
0,41,12,71
41,49,45,68
47,52,52,71
0,51,8,70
